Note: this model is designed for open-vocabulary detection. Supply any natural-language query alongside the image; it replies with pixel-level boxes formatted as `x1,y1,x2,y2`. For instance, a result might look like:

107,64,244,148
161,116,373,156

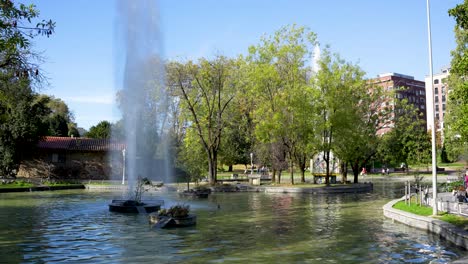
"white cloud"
65,95,115,105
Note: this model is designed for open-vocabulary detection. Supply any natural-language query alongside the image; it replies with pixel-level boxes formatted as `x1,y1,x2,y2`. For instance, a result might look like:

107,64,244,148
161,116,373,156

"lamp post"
426,0,438,215
250,152,253,177
122,148,126,185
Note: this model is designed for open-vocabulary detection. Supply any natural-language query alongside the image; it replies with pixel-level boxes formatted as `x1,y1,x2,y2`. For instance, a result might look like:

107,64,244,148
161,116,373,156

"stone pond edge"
383,198,468,261
0,185,85,193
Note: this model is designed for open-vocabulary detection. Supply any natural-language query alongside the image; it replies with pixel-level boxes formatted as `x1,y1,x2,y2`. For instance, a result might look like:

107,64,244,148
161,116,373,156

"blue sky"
29,0,461,130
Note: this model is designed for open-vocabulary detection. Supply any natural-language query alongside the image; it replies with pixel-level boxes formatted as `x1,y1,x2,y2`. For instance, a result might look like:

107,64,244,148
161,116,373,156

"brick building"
369,73,426,135
18,136,125,180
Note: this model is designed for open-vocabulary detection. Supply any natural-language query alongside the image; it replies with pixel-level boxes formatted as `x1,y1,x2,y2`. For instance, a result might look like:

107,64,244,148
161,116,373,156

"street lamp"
122,148,126,185
426,0,438,215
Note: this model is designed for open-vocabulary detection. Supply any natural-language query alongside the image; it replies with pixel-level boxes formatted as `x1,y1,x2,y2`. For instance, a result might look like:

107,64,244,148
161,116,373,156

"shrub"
158,204,190,218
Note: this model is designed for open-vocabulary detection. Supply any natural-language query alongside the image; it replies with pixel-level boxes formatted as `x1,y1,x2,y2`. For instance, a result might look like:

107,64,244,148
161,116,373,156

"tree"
247,25,320,184
0,1,54,176
377,99,431,169
34,95,78,137
218,59,253,172
86,120,112,139
0,0,55,84
313,49,370,184
167,56,238,184
445,1,468,161
0,73,49,176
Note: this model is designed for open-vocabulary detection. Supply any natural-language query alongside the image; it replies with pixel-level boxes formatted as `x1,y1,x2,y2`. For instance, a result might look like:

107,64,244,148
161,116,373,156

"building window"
435,96,439,103
442,95,446,102
435,105,439,111
436,113,439,120
434,79,439,84
435,87,438,95
442,104,446,111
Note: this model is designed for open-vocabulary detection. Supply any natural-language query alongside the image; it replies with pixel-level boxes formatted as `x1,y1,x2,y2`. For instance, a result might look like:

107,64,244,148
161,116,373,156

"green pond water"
0,179,465,263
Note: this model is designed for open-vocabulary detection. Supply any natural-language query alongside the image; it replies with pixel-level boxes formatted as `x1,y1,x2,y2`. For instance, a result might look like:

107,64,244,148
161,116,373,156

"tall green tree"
248,25,320,184
167,56,239,184
219,58,253,172
0,73,49,176
377,98,430,170
314,49,369,184
86,120,112,139
0,1,54,176
445,1,468,161
35,95,76,137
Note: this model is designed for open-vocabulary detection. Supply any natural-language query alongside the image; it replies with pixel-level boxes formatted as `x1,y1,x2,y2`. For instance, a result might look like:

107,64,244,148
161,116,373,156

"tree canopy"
0,1,54,176
86,120,112,139
445,0,468,161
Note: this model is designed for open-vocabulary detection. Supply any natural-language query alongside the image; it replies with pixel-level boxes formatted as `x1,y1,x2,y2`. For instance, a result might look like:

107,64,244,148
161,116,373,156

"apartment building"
370,73,427,135
424,67,450,136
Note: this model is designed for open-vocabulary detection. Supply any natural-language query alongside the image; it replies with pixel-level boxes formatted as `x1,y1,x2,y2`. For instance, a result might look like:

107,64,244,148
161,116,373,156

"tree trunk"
271,169,276,183
277,170,282,184
300,169,305,183
324,150,330,185
228,164,233,172
207,150,218,185
340,161,348,183
290,159,294,185
352,162,359,183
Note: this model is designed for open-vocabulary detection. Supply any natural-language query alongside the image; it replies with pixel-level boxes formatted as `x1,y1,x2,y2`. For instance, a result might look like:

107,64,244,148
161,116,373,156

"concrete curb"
383,197,468,250
248,183,373,194
0,184,85,193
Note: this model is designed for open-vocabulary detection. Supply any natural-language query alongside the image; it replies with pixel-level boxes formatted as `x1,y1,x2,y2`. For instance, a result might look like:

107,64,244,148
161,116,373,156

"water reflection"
0,180,465,263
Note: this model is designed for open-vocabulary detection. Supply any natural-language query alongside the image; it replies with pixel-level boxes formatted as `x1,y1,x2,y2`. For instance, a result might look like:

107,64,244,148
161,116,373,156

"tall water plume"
311,43,321,74
114,0,171,193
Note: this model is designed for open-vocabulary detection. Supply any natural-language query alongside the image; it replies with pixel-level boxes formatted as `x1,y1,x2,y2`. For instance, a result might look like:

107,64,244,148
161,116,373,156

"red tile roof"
38,136,125,152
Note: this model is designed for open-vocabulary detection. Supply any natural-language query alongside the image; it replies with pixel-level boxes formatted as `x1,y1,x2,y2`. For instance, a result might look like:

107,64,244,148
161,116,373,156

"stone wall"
18,150,123,180
383,198,468,249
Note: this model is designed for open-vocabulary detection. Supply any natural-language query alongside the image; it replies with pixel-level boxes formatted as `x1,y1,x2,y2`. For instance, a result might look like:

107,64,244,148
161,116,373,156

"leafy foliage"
314,49,369,183
377,99,430,168
0,1,54,176
0,73,49,176
158,204,190,218
0,0,55,84
86,120,111,139
445,1,468,160
247,25,320,183
167,56,239,184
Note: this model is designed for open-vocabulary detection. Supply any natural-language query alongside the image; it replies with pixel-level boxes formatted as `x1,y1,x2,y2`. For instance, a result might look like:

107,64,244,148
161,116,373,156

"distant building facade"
424,67,450,137
18,136,125,180
369,73,427,135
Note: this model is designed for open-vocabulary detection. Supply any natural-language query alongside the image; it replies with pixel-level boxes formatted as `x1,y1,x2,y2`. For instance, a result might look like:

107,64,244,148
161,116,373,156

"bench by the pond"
312,174,337,184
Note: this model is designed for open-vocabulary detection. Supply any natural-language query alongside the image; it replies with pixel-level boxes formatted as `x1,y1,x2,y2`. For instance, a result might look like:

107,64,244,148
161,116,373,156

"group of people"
359,167,389,177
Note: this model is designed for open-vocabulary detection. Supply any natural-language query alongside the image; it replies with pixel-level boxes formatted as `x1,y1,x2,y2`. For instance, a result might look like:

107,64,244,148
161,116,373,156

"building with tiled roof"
37,136,125,152
18,136,125,180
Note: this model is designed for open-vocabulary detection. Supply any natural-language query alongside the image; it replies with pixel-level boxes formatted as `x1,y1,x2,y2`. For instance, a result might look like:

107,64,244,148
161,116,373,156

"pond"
0,178,465,263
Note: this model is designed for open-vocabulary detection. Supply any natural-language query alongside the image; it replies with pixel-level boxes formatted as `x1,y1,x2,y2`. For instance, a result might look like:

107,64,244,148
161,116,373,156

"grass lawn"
393,200,468,230
0,181,34,188
0,180,83,189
